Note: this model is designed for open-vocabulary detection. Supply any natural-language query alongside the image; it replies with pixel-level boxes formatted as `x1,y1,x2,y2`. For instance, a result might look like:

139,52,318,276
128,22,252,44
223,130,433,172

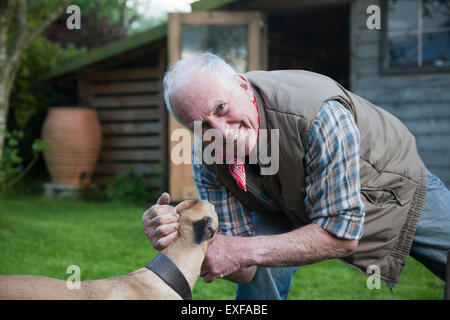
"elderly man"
143,52,449,299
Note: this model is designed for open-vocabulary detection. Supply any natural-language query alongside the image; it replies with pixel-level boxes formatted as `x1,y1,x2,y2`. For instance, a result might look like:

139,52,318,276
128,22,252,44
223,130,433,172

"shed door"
167,11,267,201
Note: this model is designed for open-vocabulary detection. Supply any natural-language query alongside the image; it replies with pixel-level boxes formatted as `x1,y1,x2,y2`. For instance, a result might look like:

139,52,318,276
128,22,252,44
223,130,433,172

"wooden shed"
47,0,450,201
46,26,169,194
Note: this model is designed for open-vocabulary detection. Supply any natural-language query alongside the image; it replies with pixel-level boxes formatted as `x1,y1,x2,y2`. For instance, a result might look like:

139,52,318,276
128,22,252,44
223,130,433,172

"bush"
105,167,159,206
0,130,49,197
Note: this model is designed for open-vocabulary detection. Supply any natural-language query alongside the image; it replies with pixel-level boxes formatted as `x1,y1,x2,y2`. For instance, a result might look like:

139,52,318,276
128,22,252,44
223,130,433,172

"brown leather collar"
145,253,192,300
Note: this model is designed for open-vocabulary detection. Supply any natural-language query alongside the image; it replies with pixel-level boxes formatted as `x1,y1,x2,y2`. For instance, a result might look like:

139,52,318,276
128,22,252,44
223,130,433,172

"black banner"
1,300,449,319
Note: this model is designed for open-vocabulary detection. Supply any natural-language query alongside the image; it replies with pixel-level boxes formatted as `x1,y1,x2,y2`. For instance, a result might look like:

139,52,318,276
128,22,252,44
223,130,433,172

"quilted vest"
208,70,428,285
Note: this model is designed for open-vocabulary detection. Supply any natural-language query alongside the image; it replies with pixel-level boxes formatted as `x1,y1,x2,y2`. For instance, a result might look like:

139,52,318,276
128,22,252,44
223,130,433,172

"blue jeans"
409,169,450,281
236,168,450,300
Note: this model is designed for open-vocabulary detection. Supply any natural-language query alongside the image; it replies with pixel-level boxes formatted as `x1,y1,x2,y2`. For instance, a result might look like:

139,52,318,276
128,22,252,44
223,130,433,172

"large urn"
41,107,102,185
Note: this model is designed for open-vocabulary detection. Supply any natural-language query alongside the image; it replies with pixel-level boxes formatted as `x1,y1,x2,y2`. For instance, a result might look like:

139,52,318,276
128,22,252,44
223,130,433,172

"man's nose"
209,119,230,139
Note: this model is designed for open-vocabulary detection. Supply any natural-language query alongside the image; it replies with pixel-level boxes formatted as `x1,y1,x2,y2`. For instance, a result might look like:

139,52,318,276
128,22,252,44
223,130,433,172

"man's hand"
142,192,179,250
200,234,254,283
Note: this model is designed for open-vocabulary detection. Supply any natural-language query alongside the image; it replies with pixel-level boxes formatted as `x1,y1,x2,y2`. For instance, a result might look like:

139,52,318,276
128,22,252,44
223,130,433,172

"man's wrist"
236,235,265,268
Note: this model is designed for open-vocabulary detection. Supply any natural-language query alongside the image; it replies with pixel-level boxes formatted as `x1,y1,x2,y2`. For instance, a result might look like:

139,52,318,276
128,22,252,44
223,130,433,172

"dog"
0,199,218,300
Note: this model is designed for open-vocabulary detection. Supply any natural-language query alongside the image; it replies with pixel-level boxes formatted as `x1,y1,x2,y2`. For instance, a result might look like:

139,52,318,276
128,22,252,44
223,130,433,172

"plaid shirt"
193,100,365,240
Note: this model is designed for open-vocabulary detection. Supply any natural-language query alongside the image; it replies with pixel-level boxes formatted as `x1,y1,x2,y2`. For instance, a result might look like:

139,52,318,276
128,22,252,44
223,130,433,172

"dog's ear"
193,216,215,244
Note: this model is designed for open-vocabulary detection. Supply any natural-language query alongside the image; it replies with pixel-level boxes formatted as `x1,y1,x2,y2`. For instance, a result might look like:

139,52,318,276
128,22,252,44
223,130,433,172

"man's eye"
216,104,226,113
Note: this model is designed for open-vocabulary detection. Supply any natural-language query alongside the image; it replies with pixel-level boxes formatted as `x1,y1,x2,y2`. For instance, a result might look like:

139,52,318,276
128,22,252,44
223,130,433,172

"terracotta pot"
42,107,102,185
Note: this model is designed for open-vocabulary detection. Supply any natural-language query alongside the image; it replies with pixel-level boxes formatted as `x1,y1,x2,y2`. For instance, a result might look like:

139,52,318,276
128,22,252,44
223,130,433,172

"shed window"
384,0,450,72
181,25,248,73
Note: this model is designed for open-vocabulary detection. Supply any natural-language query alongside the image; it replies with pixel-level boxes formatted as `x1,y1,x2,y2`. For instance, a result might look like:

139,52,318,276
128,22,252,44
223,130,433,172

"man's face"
173,72,259,158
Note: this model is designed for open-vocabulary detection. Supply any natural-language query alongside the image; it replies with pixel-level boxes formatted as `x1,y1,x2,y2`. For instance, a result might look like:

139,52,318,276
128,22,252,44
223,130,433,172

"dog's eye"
193,216,214,244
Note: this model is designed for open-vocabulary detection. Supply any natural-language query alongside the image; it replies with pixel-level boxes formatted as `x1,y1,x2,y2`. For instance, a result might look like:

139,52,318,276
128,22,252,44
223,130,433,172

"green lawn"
0,197,444,299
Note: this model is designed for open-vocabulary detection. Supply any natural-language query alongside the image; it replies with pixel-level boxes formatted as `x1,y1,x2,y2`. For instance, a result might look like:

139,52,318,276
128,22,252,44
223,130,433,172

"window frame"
166,11,267,201
380,0,450,75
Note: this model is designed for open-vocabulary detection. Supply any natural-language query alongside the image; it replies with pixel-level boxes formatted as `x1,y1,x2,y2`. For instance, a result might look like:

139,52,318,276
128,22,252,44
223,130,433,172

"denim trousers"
236,168,450,300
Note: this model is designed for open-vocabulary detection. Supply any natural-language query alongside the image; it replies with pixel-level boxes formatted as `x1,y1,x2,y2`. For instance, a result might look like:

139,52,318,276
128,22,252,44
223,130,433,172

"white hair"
163,52,240,118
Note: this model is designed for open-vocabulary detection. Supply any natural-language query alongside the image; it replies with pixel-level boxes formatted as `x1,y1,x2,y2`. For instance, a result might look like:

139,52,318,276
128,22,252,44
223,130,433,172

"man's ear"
237,74,254,101
193,216,215,244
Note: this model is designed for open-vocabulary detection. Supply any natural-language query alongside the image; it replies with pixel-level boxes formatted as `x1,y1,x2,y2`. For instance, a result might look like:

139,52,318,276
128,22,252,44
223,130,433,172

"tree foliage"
7,35,85,179
45,0,140,49
2,0,143,182
0,0,68,165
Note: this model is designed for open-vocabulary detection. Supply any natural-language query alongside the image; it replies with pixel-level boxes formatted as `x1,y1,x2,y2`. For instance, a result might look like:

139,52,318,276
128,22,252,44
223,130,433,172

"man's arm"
201,224,356,283
303,100,365,241
235,224,357,268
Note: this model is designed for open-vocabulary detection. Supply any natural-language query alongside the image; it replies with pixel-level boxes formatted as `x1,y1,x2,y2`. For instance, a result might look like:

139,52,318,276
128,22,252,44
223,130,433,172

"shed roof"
44,0,238,79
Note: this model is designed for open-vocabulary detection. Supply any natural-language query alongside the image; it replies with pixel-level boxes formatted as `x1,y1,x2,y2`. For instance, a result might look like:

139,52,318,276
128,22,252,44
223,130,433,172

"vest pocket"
361,186,407,207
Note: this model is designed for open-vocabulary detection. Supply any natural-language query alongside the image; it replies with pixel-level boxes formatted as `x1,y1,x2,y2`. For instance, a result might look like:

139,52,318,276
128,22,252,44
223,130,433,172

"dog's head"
175,200,219,248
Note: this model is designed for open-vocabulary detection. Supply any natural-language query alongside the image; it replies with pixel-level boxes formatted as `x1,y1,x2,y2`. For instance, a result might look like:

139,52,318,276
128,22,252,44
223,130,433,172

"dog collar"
145,253,192,300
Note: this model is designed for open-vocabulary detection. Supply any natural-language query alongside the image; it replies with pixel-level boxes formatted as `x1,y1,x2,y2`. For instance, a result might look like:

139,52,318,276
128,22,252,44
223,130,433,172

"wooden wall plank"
354,72,450,90
403,119,450,136
102,122,161,135
354,43,378,59
88,81,160,94
86,68,159,81
93,175,162,188
95,163,162,175
352,59,378,76
102,136,160,148
419,150,450,167
416,135,450,151
357,86,450,104
90,95,161,108
98,108,160,122
100,149,161,162
380,103,450,120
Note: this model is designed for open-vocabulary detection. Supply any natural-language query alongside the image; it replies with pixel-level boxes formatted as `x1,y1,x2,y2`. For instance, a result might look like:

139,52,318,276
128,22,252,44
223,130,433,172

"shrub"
0,130,50,197
105,167,159,206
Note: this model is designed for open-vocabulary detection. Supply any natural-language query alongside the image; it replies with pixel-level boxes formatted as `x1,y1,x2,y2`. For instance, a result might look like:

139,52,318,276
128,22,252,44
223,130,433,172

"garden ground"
0,197,445,299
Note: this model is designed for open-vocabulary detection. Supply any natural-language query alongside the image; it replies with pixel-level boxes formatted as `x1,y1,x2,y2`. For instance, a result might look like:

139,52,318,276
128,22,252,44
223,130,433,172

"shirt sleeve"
304,100,365,240
193,162,256,237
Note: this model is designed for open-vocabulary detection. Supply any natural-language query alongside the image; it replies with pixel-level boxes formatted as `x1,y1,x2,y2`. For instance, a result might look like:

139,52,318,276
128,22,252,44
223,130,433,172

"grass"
0,196,445,300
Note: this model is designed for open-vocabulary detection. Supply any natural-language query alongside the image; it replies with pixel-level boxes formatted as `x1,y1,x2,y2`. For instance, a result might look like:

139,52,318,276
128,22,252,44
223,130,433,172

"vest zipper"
386,282,395,293
361,186,407,207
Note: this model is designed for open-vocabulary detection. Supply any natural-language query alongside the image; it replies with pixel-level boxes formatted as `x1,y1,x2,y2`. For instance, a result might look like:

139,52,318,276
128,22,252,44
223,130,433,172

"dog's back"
0,275,80,300
0,269,182,300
